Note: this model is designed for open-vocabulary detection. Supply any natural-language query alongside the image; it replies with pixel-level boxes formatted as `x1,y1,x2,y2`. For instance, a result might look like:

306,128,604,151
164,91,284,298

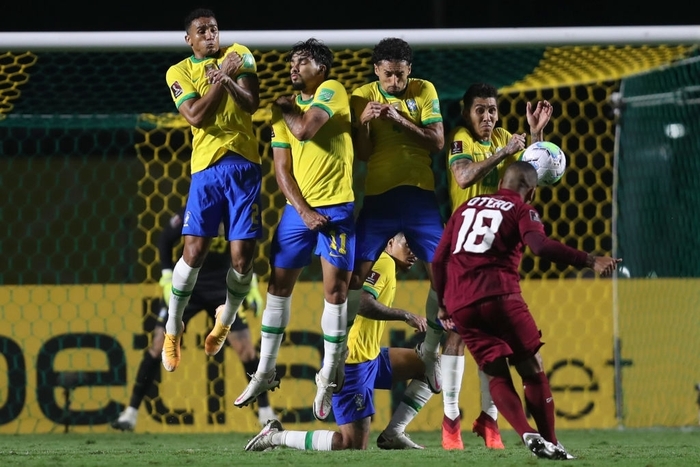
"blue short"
270,202,355,270
331,347,392,425
183,153,262,241
355,186,443,263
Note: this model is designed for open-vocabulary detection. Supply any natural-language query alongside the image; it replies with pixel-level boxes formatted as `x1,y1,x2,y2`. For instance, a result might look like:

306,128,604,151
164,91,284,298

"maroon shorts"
450,293,543,369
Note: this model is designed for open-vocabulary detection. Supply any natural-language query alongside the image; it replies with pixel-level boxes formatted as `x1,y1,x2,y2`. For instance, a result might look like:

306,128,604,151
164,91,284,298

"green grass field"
1,428,698,466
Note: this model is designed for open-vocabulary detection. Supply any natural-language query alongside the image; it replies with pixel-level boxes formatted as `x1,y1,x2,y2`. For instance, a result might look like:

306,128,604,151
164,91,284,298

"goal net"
1,28,698,433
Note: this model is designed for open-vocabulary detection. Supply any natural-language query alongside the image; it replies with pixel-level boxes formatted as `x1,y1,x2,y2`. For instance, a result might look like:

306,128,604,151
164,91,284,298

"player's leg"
472,365,504,449
206,158,262,355
440,330,465,449
235,206,312,407
375,347,432,449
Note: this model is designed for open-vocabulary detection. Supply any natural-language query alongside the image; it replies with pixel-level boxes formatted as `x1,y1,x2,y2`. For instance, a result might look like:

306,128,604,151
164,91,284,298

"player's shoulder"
167,56,191,74
351,81,375,97
320,79,346,92
408,77,437,94
492,127,512,142
448,125,473,142
224,43,253,55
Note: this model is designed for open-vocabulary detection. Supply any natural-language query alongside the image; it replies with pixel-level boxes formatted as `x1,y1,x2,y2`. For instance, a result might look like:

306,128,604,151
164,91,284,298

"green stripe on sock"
227,286,248,299
304,431,314,450
323,334,346,343
427,320,443,331
261,325,285,335
402,395,423,412
171,288,192,298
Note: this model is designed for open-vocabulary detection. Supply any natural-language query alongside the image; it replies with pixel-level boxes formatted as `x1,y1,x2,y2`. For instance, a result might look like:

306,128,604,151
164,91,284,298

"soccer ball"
521,141,566,186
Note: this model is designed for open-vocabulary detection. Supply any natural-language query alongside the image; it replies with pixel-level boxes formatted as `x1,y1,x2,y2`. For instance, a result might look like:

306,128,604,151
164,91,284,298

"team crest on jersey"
451,141,463,155
317,88,335,102
354,393,365,411
243,53,255,68
529,210,541,223
365,270,381,286
406,99,418,112
171,81,183,98
431,98,441,114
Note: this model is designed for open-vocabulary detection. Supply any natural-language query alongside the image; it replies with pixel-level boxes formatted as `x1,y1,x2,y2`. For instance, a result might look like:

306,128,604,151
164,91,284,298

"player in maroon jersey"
432,161,620,460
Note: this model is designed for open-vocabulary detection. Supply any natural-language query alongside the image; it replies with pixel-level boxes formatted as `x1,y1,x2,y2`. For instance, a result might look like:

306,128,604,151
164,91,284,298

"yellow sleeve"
226,44,257,79
270,105,290,149
448,127,474,166
350,87,369,129
312,80,348,118
419,80,443,126
362,253,392,304
165,64,197,109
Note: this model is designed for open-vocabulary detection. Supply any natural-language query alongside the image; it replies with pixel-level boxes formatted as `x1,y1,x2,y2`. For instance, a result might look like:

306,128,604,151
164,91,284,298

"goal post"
1,26,698,434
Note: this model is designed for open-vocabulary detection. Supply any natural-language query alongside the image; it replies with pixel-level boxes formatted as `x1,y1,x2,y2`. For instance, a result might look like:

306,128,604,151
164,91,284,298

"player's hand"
300,208,330,231
404,312,427,333
360,101,384,124
159,270,173,303
527,100,553,134
274,95,296,113
207,69,233,85
246,274,264,317
593,256,623,277
378,103,402,122
437,307,456,331
220,52,243,77
505,133,527,155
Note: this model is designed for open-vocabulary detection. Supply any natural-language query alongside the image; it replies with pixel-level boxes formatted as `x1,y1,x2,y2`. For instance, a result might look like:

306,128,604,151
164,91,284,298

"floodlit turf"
1,428,698,466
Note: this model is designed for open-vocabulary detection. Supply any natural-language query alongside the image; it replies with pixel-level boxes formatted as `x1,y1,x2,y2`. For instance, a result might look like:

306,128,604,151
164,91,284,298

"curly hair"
461,83,498,111
184,8,216,32
371,37,413,65
286,38,334,79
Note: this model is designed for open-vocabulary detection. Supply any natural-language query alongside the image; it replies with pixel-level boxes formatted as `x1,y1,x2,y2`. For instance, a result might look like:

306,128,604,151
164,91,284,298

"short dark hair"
462,83,498,110
287,38,334,79
184,8,216,32
371,37,413,65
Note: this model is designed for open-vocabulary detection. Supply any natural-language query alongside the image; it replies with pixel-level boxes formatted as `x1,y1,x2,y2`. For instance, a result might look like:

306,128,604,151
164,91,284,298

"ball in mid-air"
521,141,566,186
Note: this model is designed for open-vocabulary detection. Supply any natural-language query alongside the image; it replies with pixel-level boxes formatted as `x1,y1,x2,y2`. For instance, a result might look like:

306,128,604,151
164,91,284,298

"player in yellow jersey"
161,8,262,374
245,233,436,452
234,39,355,422
440,83,553,450
346,37,445,404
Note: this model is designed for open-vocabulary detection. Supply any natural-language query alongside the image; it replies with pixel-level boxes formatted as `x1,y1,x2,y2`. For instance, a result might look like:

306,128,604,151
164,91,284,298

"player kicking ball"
245,233,435,451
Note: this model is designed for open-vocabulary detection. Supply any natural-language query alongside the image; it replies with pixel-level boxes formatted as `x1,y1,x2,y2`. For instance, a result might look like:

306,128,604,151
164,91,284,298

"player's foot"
377,431,424,450
523,433,568,460
204,305,231,356
472,411,505,449
162,322,184,372
235,370,280,408
415,342,442,393
313,371,336,420
441,414,464,450
257,405,278,428
556,442,577,460
333,347,349,394
110,406,137,431
244,418,283,452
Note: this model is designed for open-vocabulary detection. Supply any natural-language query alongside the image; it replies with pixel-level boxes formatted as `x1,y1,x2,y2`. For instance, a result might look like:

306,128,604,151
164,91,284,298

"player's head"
462,83,499,142
184,8,219,59
287,38,333,91
372,38,412,96
385,232,416,271
499,161,538,202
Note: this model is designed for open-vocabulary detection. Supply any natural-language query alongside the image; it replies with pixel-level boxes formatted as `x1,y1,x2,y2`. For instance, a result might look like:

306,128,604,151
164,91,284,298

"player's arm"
176,86,227,128
526,100,553,143
209,71,260,114
450,133,527,189
351,94,374,161
359,290,427,332
431,215,455,309
382,106,444,152
274,96,330,141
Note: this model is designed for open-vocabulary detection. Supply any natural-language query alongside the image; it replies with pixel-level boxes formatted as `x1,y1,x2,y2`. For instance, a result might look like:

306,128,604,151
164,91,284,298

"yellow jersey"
351,79,443,196
347,251,396,364
270,79,354,207
446,126,522,212
165,44,260,173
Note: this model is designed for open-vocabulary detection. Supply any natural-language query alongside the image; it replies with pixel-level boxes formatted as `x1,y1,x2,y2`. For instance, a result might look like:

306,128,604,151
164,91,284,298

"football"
521,141,567,186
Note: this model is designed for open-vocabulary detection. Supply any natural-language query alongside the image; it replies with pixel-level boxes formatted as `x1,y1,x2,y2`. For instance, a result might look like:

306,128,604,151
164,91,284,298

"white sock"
258,294,291,374
320,300,347,381
478,369,498,420
218,267,252,326
442,354,465,420
274,430,335,451
422,288,443,354
384,380,433,436
166,258,199,335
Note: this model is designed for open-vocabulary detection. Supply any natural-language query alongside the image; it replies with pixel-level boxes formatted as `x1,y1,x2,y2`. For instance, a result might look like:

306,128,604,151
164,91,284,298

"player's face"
374,60,411,96
289,53,325,91
466,97,499,142
387,235,416,271
185,17,220,59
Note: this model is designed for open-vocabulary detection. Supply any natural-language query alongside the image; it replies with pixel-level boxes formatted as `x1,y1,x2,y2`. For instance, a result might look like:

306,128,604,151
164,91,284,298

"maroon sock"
489,375,535,438
523,371,557,444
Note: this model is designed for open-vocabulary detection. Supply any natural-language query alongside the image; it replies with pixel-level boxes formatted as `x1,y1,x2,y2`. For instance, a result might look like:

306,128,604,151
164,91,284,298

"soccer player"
441,83,553,449
432,161,620,460
348,37,445,399
244,233,434,452
111,209,276,431
234,38,355,422
162,8,261,373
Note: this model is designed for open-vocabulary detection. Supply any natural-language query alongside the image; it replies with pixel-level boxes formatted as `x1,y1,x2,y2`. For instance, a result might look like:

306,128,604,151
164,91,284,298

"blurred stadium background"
1,31,699,434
